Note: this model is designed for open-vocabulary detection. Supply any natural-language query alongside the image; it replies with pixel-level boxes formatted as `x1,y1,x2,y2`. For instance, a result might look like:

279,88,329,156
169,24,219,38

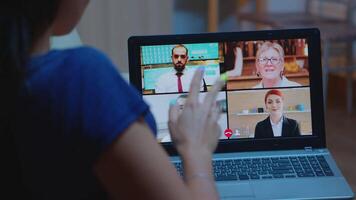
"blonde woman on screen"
253,41,301,88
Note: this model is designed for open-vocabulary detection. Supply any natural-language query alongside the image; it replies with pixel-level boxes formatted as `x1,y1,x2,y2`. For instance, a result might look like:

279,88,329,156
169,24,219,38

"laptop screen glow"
138,39,312,143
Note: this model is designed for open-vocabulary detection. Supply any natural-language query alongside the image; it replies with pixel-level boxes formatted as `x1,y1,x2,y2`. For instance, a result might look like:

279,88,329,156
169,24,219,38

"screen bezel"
128,28,326,156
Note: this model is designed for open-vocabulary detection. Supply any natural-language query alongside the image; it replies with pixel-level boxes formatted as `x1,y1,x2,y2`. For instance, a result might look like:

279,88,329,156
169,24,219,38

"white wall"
77,0,173,72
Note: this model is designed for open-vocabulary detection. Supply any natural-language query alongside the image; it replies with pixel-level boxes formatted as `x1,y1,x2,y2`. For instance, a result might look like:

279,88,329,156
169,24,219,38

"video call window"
140,43,223,94
227,87,312,139
143,92,228,143
223,39,310,90
138,38,313,143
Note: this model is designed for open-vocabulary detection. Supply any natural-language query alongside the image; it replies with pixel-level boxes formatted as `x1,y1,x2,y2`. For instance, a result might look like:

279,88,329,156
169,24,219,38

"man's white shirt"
155,69,205,93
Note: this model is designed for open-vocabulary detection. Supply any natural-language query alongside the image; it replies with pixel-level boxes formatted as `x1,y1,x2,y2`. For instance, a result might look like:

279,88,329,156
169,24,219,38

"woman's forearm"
180,149,219,200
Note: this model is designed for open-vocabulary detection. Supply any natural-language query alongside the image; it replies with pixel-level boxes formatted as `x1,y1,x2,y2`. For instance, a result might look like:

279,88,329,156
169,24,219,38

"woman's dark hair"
0,0,61,198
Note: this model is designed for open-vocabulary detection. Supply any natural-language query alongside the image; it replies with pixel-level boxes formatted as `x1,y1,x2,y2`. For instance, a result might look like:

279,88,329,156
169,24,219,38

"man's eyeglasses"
257,57,281,65
173,54,187,59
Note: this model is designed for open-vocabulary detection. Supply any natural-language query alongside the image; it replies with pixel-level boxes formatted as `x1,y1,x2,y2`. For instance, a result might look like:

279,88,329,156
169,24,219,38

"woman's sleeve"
254,122,261,138
294,120,302,136
69,47,156,160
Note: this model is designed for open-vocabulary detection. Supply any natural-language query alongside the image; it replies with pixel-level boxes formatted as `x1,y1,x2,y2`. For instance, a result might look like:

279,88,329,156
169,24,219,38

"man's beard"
174,64,185,74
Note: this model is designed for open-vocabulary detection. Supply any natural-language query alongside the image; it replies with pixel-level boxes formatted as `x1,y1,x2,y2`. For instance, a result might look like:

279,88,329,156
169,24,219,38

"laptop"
128,28,354,200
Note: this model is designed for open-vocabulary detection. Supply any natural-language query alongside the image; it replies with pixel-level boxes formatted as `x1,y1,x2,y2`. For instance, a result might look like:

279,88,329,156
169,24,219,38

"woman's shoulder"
55,46,120,77
62,46,112,65
28,46,127,95
256,117,269,126
284,116,298,125
65,46,104,56
282,76,302,87
29,46,115,73
252,81,262,88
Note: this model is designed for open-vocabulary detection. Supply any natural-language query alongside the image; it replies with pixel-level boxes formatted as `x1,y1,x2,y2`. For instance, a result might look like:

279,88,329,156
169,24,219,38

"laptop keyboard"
173,155,334,181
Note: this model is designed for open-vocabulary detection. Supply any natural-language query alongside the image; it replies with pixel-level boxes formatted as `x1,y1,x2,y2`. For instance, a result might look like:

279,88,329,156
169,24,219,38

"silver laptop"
128,28,354,199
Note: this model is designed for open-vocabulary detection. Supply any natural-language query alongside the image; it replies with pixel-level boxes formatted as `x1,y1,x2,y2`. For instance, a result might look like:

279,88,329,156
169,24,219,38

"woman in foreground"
0,0,223,199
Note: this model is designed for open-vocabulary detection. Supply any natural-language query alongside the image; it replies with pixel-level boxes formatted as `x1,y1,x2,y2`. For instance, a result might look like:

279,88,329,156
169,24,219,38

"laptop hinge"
304,146,313,152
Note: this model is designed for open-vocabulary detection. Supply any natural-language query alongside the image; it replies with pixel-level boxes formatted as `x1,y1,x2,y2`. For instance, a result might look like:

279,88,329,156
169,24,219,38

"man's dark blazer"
254,116,301,139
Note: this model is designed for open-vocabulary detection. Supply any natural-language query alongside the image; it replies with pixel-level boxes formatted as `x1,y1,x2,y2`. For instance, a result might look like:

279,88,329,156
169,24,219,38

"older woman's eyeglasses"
257,57,281,65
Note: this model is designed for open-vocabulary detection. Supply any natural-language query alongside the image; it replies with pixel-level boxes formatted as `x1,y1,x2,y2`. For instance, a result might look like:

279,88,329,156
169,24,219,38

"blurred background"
52,0,356,192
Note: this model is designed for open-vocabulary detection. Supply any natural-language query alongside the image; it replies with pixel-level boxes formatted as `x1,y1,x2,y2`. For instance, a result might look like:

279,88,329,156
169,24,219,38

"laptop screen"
138,38,312,143
128,29,326,153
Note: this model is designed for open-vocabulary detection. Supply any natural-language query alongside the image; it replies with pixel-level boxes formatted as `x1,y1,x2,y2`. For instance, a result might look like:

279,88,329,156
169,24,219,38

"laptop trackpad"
217,182,255,199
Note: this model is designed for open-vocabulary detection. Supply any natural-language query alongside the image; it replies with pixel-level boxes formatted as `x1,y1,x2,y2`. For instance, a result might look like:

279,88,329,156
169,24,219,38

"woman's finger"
203,78,224,110
168,103,179,124
186,68,204,105
209,103,221,123
209,105,222,142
